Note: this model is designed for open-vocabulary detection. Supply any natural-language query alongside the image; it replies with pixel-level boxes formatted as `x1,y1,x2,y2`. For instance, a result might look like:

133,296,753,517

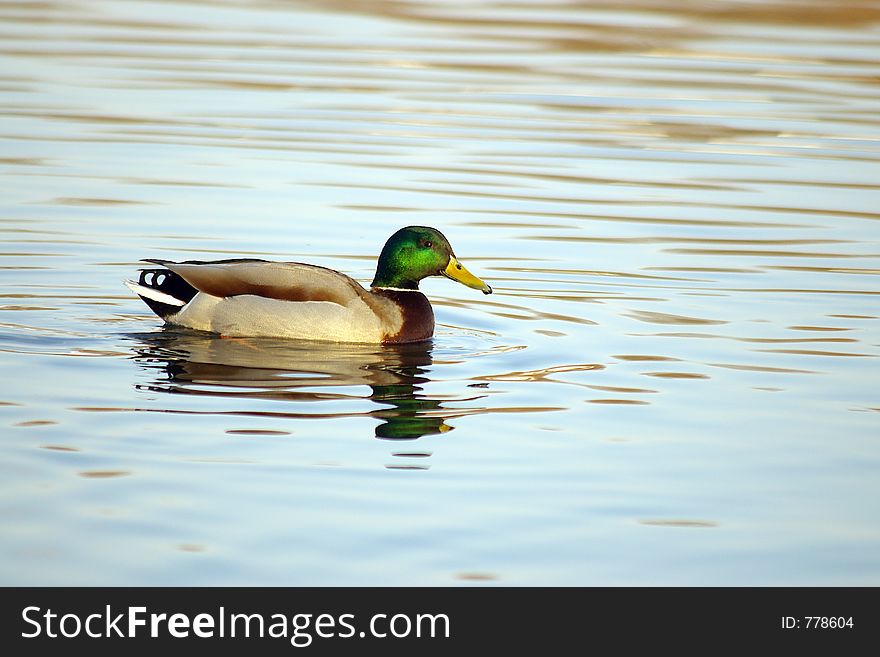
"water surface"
1,0,879,585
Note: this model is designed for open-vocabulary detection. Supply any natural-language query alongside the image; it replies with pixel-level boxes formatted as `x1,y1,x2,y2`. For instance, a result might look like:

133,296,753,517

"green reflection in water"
128,329,452,440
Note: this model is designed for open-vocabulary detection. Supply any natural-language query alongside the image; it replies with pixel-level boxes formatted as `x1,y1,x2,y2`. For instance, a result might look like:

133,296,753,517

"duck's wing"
143,258,370,306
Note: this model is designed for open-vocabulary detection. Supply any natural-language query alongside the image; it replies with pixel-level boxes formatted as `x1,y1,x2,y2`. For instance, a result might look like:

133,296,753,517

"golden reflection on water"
78,470,132,479
639,519,718,529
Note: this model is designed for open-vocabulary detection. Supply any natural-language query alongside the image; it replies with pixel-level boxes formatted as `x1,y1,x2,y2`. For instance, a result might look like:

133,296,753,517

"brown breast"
374,289,435,344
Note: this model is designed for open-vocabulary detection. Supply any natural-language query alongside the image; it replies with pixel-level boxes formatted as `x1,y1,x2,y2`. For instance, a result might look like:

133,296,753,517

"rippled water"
1,0,879,585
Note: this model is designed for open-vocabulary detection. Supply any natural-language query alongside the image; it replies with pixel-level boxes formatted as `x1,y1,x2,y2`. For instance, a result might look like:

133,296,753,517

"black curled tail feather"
137,268,198,319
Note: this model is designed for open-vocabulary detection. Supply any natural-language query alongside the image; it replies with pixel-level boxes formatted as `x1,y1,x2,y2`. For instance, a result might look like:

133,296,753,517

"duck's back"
130,259,408,343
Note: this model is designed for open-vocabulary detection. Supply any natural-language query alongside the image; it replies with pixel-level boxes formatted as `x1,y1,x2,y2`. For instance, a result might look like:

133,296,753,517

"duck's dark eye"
423,240,433,248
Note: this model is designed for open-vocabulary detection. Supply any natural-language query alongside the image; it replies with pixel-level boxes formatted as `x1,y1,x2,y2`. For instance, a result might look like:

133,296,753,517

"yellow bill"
443,256,492,295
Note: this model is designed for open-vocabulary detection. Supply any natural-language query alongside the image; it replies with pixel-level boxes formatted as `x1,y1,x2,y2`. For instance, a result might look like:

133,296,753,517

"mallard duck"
125,226,492,343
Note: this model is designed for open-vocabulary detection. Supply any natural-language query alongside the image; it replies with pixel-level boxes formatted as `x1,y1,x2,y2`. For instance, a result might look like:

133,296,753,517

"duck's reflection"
129,329,453,439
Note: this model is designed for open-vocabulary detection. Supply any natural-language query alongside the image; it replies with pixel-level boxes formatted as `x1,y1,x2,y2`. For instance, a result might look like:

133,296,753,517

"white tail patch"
125,280,187,307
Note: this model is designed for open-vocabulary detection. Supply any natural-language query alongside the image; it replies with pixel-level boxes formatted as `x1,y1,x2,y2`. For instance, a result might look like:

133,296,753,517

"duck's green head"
371,226,492,294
